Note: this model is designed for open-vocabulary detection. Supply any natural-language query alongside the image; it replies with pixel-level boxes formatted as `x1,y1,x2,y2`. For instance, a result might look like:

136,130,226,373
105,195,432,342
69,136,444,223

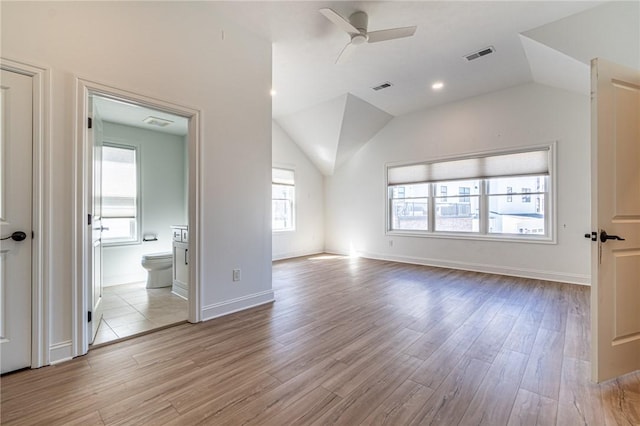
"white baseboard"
272,248,324,261
325,248,591,286
49,340,73,365
201,290,275,322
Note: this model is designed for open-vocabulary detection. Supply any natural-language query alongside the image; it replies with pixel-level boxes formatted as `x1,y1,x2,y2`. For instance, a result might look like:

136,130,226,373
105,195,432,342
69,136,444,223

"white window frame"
101,142,142,246
385,143,556,244
272,167,296,233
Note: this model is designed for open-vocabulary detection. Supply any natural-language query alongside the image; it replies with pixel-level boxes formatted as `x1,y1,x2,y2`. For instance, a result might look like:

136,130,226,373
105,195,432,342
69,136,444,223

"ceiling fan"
319,8,417,64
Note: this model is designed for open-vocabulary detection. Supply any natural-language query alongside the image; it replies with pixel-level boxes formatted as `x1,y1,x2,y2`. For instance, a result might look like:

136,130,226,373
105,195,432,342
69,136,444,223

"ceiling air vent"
143,116,174,127
464,46,495,61
372,81,393,91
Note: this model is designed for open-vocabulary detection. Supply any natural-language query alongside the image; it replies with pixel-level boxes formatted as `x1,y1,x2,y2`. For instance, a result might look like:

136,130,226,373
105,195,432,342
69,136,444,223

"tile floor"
93,281,188,345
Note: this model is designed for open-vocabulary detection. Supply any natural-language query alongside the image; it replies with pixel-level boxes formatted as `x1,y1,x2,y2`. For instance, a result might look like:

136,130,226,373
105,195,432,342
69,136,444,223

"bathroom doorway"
72,78,200,356
90,94,189,345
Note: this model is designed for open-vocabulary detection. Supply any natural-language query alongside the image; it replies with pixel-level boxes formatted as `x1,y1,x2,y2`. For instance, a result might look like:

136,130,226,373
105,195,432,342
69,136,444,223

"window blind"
388,147,550,185
272,168,295,185
102,145,137,218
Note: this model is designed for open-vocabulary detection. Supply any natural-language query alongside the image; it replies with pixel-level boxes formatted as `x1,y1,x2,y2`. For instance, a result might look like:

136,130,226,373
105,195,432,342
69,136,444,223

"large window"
101,144,139,244
272,168,295,231
387,146,553,241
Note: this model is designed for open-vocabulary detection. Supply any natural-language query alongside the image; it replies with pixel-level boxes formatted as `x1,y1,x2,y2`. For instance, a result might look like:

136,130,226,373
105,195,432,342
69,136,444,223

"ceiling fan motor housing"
351,33,368,45
349,11,368,34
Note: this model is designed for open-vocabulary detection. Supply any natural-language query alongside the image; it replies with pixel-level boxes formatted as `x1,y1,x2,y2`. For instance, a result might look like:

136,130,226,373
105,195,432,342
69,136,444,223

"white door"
89,99,104,344
591,58,640,382
0,70,33,374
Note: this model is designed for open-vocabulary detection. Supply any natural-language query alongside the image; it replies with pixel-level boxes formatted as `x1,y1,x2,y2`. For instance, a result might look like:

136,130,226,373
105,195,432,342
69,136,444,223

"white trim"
272,249,324,261
49,341,73,365
326,248,591,286
0,58,50,369
73,77,202,357
201,290,275,322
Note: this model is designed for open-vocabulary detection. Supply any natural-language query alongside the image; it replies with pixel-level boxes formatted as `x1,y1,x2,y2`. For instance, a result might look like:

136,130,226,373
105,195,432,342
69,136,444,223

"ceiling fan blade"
320,8,359,35
336,42,358,64
367,26,417,43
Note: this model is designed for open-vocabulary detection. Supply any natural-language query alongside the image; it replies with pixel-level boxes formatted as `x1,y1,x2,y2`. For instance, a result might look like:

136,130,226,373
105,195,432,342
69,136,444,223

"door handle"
184,248,188,265
600,230,625,243
1,231,27,242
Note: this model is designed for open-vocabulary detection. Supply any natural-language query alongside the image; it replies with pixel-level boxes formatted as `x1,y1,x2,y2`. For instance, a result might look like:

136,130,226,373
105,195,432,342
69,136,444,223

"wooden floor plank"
1,256,638,425
507,388,558,426
520,327,565,400
600,371,640,426
556,357,606,426
408,356,491,425
459,349,528,426
313,354,422,426
359,380,434,426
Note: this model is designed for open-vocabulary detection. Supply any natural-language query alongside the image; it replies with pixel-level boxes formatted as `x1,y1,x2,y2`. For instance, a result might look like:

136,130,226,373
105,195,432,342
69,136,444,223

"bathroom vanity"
171,225,189,299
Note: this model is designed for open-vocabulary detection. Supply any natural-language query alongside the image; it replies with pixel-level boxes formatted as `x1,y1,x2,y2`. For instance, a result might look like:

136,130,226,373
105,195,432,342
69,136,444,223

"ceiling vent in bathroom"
143,116,174,127
464,46,495,61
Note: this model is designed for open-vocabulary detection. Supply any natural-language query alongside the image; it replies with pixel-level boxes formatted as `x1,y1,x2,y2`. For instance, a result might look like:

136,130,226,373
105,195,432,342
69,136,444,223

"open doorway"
91,95,189,345
74,78,200,356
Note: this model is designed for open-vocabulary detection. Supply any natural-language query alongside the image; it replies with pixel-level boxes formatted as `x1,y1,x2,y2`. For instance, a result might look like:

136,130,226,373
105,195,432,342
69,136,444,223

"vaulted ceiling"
223,0,634,176
100,2,640,172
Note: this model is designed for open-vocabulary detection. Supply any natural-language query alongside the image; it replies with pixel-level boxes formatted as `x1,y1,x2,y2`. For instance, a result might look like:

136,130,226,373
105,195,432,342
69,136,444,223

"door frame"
0,58,50,369
73,78,201,356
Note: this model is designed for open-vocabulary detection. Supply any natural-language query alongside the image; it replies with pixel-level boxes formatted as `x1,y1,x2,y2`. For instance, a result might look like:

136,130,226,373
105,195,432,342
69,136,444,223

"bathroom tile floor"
92,281,188,345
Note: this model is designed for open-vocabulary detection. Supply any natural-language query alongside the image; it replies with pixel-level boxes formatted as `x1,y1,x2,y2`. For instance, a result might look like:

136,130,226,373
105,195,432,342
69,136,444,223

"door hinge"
88,117,93,129
88,311,92,323
32,231,35,239
88,214,92,226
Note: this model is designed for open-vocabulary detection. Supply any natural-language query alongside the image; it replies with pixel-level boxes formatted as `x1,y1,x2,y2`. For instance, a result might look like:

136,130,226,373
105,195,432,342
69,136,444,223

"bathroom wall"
102,121,187,286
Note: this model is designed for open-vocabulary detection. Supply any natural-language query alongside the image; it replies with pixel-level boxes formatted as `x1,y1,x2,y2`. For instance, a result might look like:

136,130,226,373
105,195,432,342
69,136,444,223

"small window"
434,180,479,233
101,144,139,244
506,187,513,202
458,187,471,203
488,176,546,236
389,183,429,231
272,168,295,231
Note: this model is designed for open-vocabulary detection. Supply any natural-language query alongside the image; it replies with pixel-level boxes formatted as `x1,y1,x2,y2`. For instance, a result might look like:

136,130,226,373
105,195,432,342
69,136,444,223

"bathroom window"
102,144,140,244
272,168,295,232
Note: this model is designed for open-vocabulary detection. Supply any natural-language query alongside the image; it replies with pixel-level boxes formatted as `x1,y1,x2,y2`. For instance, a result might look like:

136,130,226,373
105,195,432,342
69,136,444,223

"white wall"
325,82,591,285
2,2,273,362
101,122,187,286
272,121,324,259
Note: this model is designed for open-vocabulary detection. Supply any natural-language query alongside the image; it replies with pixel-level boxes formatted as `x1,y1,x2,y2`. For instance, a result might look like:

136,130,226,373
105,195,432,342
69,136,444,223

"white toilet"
141,252,173,288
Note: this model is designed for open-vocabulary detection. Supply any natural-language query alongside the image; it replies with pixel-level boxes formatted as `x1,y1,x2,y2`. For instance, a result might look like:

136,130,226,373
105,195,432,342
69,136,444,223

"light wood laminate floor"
2,255,639,425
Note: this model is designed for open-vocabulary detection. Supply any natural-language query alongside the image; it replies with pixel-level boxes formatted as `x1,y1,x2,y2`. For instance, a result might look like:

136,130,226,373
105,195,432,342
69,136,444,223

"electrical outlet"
233,269,241,282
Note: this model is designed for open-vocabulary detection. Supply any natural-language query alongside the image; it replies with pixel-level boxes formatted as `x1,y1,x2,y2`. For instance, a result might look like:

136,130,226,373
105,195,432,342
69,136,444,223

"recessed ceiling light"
270,89,277,96
431,81,444,90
